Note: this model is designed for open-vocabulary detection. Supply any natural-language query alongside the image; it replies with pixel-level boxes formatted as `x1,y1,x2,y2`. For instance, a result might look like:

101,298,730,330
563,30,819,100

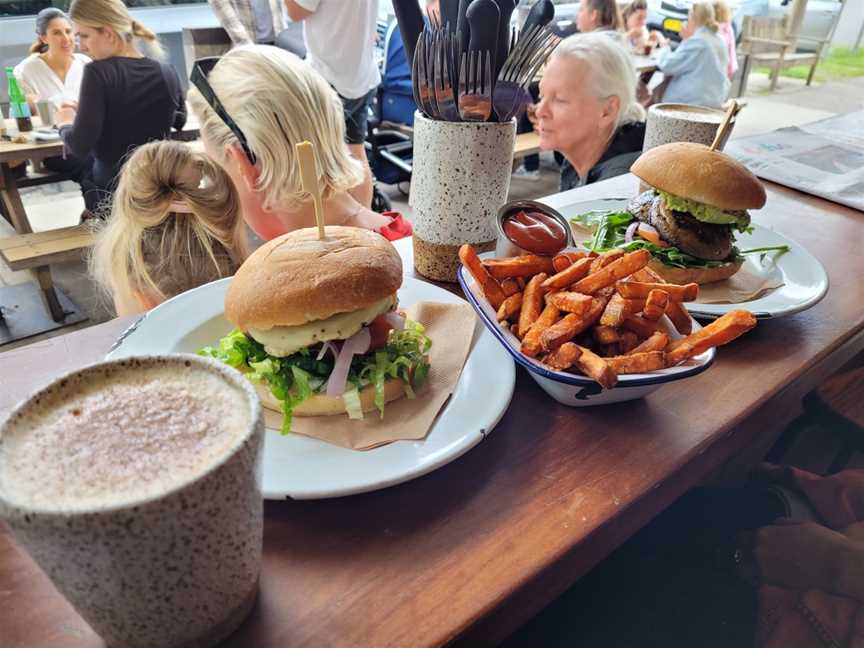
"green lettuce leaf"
569,210,741,269
199,318,433,433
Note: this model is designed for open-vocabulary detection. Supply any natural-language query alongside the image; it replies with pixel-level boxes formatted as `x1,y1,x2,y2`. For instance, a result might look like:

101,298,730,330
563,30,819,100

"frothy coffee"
0,360,251,510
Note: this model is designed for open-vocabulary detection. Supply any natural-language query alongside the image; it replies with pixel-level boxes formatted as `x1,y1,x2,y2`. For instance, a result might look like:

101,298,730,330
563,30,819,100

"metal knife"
456,0,472,54
522,0,555,36
494,0,516,80
466,0,501,73
440,0,461,32
392,0,425,68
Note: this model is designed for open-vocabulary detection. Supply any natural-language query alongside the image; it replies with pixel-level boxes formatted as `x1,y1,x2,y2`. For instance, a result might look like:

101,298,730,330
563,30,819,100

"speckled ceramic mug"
643,103,736,152
0,355,265,648
409,111,516,282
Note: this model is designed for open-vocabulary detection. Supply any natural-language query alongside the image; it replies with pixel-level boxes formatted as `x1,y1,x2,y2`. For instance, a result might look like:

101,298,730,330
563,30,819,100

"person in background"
54,0,186,214
622,0,667,52
11,8,90,180
91,141,246,317
208,0,306,56
14,8,90,111
284,0,381,209
714,0,738,80
534,33,646,191
656,2,730,108
577,0,625,36
188,46,411,241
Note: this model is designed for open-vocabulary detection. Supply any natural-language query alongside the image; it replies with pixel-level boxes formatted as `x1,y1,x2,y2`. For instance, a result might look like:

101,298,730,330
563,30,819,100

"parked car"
646,0,843,50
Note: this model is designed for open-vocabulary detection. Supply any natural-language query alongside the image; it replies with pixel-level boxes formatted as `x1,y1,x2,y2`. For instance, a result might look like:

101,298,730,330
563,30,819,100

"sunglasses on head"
191,56,257,165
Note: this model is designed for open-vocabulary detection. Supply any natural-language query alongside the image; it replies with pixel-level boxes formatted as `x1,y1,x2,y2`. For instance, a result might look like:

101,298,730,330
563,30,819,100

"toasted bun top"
225,226,403,330
631,143,767,210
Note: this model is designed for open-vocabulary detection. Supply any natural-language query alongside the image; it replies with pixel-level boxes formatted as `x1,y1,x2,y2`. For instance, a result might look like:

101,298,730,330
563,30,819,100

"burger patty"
628,191,734,261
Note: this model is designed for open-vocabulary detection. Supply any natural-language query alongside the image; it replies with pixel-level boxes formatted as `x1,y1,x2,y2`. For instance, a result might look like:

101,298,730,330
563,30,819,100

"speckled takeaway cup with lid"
644,103,735,152
0,355,265,648
409,111,517,282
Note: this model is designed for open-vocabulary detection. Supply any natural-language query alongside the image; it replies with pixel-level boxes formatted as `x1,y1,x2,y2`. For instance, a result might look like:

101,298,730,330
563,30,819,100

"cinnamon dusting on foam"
0,366,250,509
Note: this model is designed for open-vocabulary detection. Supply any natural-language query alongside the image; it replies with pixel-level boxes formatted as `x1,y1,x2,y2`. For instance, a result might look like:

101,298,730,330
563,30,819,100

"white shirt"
13,53,90,107
295,0,381,99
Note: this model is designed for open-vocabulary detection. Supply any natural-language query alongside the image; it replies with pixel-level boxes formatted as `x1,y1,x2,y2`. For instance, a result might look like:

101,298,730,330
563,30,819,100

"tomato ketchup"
502,210,568,255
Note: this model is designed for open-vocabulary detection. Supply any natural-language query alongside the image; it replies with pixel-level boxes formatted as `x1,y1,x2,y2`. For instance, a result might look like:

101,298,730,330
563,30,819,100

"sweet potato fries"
459,244,757,389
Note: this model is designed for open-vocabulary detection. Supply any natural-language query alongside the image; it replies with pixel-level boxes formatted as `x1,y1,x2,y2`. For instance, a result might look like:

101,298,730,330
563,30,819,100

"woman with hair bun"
13,8,90,110
54,0,186,213
90,140,246,316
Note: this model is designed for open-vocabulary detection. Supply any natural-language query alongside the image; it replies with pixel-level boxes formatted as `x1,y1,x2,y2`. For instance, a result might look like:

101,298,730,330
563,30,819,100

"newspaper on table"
725,111,864,212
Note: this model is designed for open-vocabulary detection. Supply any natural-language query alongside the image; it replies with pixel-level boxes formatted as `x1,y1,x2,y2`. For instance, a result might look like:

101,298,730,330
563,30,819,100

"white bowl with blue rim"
457,252,716,406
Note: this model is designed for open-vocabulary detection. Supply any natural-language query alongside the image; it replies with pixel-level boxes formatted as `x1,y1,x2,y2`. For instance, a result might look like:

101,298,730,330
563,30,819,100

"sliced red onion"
624,221,639,243
383,311,406,331
325,328,371,397
316,340,339,361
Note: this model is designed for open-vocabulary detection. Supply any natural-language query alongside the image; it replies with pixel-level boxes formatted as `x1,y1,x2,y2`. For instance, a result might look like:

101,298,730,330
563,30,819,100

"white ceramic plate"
553,198,829,320
106,277,515,500
457,255,715,407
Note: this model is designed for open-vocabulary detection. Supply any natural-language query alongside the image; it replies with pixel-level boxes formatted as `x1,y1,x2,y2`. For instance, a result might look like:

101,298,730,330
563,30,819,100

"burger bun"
254,378,407,417
647,257,744,285
632,143,766,211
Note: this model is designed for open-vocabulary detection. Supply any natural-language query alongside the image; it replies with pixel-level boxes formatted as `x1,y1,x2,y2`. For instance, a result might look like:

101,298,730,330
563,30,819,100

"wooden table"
2,175,862,647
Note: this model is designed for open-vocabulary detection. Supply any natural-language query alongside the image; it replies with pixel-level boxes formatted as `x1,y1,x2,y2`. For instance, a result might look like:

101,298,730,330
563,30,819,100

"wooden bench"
0,225,95,322
513,132,541,161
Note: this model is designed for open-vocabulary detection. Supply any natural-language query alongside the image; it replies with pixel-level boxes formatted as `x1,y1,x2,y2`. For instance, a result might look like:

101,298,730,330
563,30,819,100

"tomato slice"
367,314,394,350
637,224,670,247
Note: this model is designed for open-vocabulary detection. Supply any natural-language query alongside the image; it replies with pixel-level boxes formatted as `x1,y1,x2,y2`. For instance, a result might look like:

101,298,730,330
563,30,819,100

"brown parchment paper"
262,302,477,450
695,257,784,304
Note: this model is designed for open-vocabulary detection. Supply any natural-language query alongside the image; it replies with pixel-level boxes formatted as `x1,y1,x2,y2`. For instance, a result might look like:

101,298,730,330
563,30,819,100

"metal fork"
458,50,492,122
432,28,460,121
493,26,560,122
413,32,438,119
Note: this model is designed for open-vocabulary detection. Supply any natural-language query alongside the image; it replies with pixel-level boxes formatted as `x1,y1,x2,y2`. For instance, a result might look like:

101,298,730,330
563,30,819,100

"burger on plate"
201,226,431,433
624,142,767,284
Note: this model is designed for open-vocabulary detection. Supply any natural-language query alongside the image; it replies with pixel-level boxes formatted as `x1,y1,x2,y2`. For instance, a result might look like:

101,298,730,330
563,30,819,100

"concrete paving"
2,71,862,353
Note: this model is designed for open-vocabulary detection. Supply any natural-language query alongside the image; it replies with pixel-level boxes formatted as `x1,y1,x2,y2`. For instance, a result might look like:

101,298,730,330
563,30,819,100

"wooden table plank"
0,176,861,648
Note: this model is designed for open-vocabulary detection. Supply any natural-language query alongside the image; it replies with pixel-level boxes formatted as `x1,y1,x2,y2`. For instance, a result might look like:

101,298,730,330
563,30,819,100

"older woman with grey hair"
534,32,646,191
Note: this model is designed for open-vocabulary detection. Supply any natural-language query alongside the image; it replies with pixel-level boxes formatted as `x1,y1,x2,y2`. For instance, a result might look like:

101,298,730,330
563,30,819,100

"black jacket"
559,121,646,192
60,56,186,190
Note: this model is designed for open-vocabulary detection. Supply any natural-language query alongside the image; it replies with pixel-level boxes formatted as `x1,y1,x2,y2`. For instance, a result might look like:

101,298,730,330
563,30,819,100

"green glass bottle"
5,67,33,132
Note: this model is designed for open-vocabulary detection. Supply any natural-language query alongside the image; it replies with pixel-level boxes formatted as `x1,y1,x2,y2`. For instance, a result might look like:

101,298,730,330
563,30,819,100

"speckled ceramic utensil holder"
0,355,265,648
409,112,516,282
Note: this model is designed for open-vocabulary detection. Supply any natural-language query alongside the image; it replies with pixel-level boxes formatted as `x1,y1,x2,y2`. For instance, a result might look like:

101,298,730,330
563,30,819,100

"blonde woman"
54,0,186,213
714,0,738,79
91,141,246,317
188,45,411,242
14,8,90,110
534,33,646,190
657,2,729,108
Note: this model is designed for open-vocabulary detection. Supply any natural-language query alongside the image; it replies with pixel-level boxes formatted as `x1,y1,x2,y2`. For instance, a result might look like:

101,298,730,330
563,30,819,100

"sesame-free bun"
255,377,407,417
226,226,403,331
632,143,767,211
647,257,744,285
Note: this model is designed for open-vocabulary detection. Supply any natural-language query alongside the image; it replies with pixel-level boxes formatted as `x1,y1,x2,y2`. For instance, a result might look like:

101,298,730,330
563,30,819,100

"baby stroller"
366,19,415,189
